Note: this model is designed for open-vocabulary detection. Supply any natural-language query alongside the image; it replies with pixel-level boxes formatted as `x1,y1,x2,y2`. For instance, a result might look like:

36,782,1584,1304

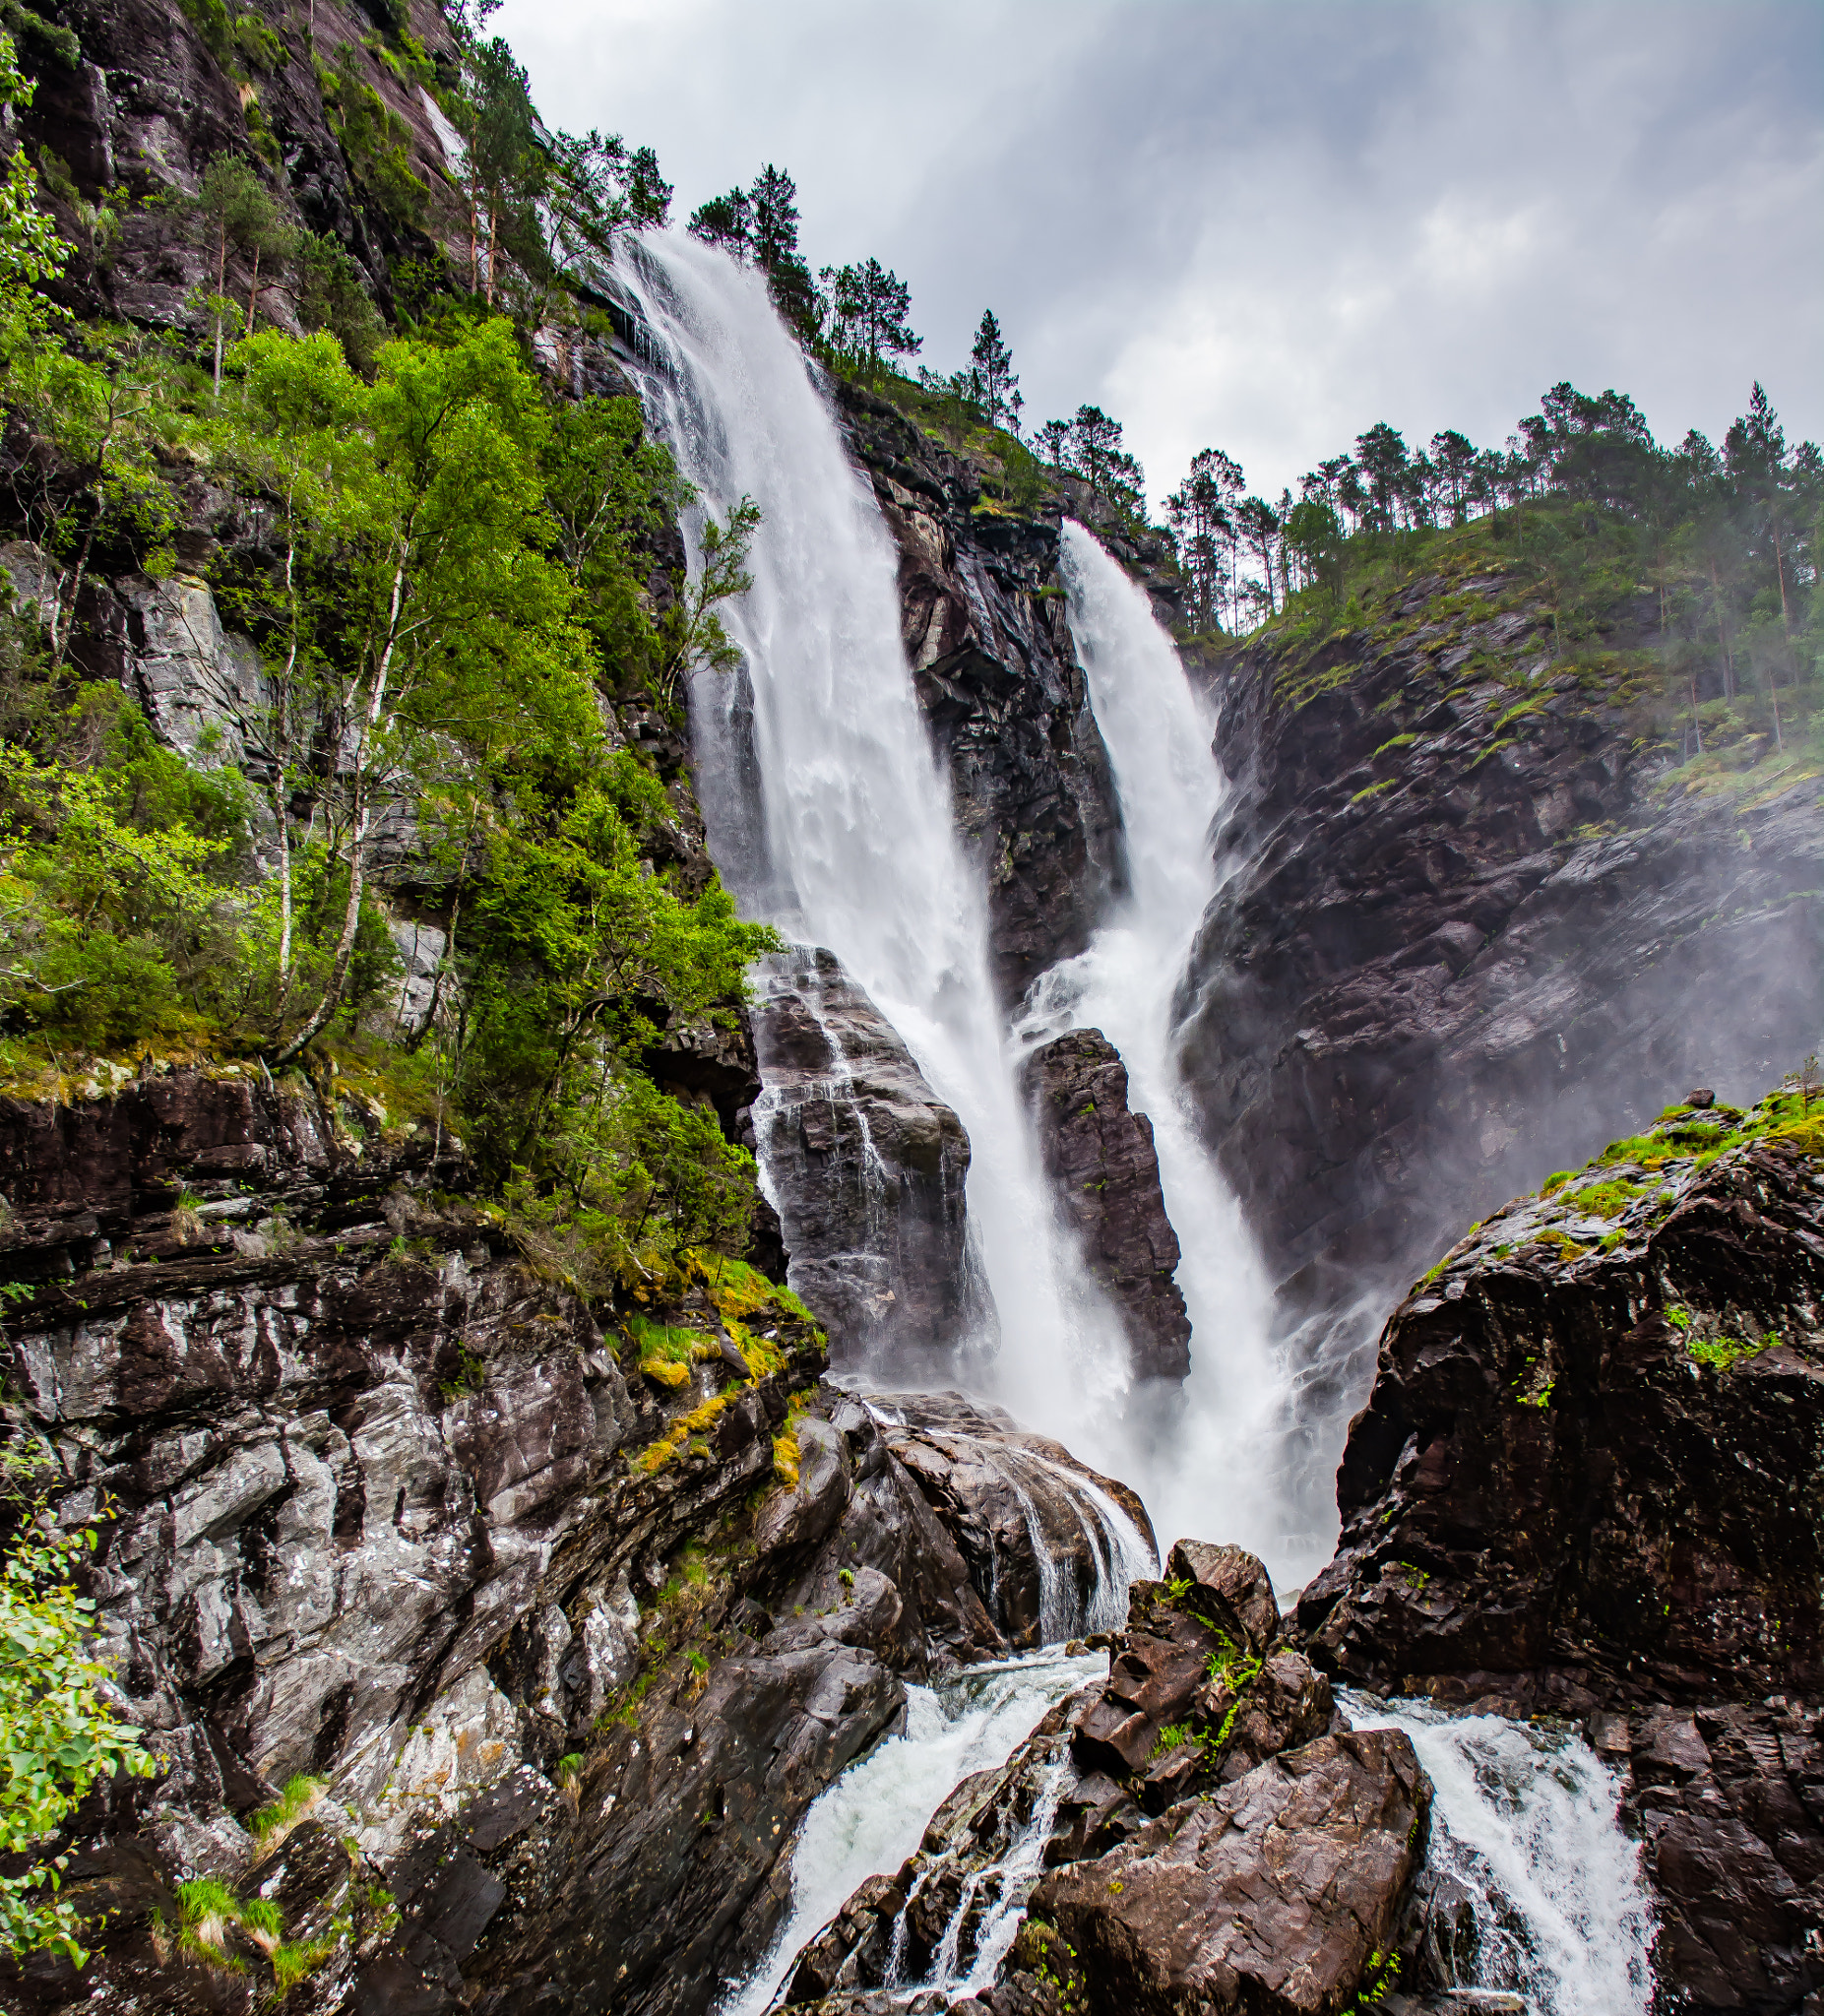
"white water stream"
720,1651,1100,2016
1345,1694,1658,2015
616,230,1657,2014
617,233,1136,1434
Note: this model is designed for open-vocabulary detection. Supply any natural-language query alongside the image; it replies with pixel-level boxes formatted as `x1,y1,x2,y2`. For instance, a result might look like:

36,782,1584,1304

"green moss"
1567,1175,1646,1219
1688,1333,1770,1371
1371,733,1416,758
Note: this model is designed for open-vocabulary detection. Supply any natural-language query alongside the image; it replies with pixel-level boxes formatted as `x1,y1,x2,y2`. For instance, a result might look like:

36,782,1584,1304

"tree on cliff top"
822,258,920,379
1037,405,1147,525
969,310,1021,433
688,165,820,340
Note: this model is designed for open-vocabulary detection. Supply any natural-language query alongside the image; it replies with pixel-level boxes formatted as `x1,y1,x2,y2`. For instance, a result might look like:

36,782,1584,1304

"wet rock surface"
835,384,1129,1005
1299,1110,1824,2013
1020,1029,1191,1381
1030,1728,1428,2016
1181,572,1824,1351
750,947,986,1366
788,1544,1428,2016
867,1392,1157,1651
0,1065,1162,2016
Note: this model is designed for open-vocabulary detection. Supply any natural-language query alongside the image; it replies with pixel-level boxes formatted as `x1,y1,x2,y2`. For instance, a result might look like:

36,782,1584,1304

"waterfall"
719,1651,1101,2016
1016,526,1317,1581
615,234,1133,1419
1344,1694,1657,2014
617,237,1656,2016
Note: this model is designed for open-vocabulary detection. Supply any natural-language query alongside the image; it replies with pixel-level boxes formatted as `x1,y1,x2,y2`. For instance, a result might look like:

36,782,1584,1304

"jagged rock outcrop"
0,1069,1161,2015
749,946,986,1366
1181,559,1824,1348
1021,1029,1191,1381
1297,1096,1824,2013
868,1391,1157,1649
835,385,1129,1004
783,1542,1429,2016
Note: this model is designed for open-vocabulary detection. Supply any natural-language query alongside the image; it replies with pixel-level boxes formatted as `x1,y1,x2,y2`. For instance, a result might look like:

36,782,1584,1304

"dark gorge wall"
1180,556,1824,1329
836,384,1134,1007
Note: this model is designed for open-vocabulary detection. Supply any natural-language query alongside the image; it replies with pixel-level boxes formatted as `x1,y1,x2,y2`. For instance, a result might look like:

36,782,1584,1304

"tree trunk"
268,545,409,1066
213,220,228,398
49,520,94,673
244,243,261,336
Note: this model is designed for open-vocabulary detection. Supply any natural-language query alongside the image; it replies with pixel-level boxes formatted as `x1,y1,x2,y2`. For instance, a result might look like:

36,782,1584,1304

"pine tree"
749,164,799,274
1165,448,1239,631
821,259,919,377
969,310,1020,431
687,188,753,258
1354,422,1410,531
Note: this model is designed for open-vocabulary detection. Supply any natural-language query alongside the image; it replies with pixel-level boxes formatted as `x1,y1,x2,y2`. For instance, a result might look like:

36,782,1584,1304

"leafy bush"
0,1503,155,1965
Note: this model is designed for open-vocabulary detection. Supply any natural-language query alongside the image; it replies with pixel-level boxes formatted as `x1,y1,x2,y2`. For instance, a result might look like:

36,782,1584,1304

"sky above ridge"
493,0,1823,513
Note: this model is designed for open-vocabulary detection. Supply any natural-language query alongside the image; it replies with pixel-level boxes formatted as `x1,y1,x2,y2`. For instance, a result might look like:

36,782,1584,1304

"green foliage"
0,1506,155,1966
1688,1332,1769,1371
322,43,428,224
247,1773,323,1849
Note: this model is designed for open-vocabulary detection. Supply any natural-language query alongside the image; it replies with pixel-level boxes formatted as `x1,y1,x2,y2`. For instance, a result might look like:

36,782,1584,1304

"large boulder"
1020,1029,1191,1381
873,1391,1157,1648
1027,1729,1429,2016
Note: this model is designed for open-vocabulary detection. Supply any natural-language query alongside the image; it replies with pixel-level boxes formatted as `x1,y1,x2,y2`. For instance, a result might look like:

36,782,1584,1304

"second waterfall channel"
613,232,1657,2016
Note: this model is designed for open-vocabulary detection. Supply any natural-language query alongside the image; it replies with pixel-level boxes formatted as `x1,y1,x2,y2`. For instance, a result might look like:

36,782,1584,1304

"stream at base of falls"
719,1651,1102,2016
1343,1693,1657,2016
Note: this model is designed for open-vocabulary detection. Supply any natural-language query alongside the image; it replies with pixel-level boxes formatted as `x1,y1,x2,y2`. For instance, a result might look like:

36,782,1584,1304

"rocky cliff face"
18,0,455,327
749,947,986,1370
0,1067,1154,2014
1020,1029,1191,1382
1298,1094,1824,2014
835,386,1130,1007
1181,556,1824,1346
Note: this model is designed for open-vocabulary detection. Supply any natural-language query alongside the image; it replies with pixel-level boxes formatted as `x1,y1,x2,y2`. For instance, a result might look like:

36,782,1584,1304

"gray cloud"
495,0,1823,506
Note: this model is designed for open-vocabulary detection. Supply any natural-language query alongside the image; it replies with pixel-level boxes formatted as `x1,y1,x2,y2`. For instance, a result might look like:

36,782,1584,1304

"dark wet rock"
1068,1563,1331,1795
749,947,985,1364
1621,1699,1824,2014
1180,575,1824,1391
836,384,1128,1004
1297,1126,1824,1701
465,1642,906,2016
1020,1029,1191,1381
1028,1729,1430,2016
789,1540,1364,2016
1299,1115,1824,2014
1165,1539,1281,1650
461,1394,1152,2015
871,1391,1157,1650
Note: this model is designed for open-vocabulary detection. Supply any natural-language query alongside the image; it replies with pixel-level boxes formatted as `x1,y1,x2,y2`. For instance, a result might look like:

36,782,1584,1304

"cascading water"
719,1652,1101,2016
615,234,1137,1442
1016,525,1311,1574
1344,1694,1657,2014
616,232,1657,2014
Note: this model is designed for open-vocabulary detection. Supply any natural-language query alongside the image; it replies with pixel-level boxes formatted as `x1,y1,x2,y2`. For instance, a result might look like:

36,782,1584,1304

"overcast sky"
494,0,1823,511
